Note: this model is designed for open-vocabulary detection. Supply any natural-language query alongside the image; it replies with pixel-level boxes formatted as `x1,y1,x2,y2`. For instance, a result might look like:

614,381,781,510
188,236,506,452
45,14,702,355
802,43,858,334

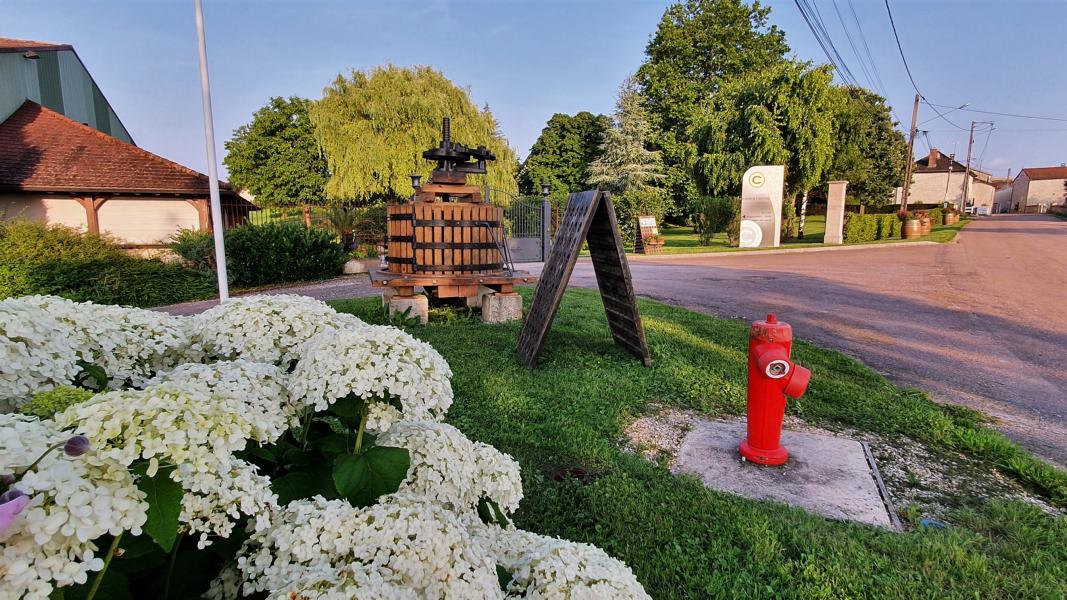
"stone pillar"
388,294,428,324
824,181,848,245
481,292,523,324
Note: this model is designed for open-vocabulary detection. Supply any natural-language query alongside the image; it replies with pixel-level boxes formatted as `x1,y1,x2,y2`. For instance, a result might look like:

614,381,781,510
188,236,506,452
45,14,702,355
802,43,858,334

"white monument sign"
739,165,785,248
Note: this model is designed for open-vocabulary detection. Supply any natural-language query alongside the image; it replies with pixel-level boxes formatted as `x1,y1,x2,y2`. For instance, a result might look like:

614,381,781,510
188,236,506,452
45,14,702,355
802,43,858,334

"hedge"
843,213,903,243
0,220,216,307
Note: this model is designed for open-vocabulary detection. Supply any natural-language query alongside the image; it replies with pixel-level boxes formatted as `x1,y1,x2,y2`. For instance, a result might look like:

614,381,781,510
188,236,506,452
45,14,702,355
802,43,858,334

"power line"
846,0,889,95
831,0,880,93
883,0,969,131
976,127,995,171
794,0,859,87
925,103,1067,122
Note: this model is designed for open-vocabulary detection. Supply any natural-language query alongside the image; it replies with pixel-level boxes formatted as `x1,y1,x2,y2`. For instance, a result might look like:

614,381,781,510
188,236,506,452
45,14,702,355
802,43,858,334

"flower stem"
17,442,64,479
299,409,313,450
85,531,123,600
163,531,183,600
353,404,369,454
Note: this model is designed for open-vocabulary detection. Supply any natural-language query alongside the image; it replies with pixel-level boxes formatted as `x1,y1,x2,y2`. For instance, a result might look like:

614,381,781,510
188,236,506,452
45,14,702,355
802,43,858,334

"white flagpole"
194,0,230,301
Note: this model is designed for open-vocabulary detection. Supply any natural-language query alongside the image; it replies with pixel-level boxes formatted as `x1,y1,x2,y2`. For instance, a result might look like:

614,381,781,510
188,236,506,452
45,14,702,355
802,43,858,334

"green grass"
331,290,1066,599
643,216,969,255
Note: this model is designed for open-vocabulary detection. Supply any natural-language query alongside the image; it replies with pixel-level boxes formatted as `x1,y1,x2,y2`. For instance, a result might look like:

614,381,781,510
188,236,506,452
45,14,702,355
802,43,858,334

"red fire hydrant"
739,314,811,466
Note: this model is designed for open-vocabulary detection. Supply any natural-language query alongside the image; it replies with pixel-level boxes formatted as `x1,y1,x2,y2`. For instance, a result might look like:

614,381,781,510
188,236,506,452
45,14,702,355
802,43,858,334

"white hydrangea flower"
0,414,148,600
289,325,452,424
0,298,79,410
145,360,300,430
54,383,278,544
486,526,652,600
193,295,364,365
267,566,419,600
378,421,522,514
18,295,200,388
234,494,503,599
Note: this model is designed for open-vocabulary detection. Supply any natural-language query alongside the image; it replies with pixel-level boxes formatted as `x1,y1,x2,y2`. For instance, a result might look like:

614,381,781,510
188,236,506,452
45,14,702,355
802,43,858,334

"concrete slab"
674,419,894,529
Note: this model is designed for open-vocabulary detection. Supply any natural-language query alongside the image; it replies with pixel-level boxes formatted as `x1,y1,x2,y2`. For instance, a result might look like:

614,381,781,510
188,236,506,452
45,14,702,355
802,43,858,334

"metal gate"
488,188,550,263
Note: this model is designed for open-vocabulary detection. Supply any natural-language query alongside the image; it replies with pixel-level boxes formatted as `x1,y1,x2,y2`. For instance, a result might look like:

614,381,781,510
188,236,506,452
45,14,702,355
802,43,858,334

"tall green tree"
224,96,329,208
310,65,517,203
690,61,837,238
587,77,667,237
636,0,790,213
825,87,907,208
518,112,610,205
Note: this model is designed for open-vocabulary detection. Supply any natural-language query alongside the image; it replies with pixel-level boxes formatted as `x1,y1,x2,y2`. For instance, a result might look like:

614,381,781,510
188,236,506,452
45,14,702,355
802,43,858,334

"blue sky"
3,0,1064,180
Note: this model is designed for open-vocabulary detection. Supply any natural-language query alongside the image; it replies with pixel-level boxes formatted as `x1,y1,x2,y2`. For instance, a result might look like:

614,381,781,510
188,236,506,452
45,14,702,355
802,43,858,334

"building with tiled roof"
0,37,254,246
896,148,996,214
0,37,131,143
1009,165,1067,213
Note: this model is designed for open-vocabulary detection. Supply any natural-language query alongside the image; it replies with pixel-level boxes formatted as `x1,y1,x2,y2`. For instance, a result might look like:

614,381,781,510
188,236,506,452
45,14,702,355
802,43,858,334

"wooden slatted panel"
517,190,651,368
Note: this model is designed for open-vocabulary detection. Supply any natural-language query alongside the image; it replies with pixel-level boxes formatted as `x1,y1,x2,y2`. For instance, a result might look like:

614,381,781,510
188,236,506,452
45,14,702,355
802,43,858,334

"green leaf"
332,446,410,507
496,565,513,591
73,361,108,392
272,462,338,504
478,497,510,528
135,467,183,552
328,393,364,426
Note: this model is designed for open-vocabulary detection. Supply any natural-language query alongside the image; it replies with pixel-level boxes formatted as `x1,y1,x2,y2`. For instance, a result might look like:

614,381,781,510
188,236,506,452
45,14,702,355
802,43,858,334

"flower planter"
943,213,959,225
902,219,923,239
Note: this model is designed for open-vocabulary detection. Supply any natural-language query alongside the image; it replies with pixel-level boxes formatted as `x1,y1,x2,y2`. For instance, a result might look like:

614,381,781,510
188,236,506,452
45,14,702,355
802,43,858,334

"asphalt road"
549,215,1067,467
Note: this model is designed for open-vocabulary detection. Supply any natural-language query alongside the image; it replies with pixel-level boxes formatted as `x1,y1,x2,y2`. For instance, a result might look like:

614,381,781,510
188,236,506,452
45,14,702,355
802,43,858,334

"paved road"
158,215,1067,466
552,215,1067,467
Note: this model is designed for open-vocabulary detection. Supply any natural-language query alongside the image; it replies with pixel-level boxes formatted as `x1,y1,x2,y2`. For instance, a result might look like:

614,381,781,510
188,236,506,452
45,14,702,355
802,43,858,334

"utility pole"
900,94,920,213
960,121,976,214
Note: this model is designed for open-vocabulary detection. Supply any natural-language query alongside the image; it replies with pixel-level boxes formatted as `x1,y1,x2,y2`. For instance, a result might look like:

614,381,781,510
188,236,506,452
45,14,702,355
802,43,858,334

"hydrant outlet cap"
783,364,812,399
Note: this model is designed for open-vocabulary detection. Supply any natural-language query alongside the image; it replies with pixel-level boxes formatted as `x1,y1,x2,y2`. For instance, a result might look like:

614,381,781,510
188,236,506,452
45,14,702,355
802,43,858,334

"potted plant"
641,234,665,254
901,210,923,239
343,243,380,274
943,207,960,225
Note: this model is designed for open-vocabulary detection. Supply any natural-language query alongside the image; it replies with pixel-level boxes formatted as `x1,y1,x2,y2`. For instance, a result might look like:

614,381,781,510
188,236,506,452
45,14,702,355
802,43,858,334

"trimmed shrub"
0,220,123,297
224,222,346,286
843,213,878,243
928,207,943,226
22,256,217,307
171,227,217,269
690,196,737,245
876,214,902,239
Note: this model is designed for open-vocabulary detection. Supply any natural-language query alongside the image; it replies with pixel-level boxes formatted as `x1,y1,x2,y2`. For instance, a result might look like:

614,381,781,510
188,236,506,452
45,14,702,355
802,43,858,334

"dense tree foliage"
636,0,789,212
825,87,907,208
587,77,668,236
518,112,610,205
310,65,518,202
691,61,837,238
224,96,329,208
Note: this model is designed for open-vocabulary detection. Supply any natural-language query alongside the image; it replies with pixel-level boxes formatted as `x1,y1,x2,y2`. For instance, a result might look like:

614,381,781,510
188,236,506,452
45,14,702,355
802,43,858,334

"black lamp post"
540,184,551,259
410,174,422,190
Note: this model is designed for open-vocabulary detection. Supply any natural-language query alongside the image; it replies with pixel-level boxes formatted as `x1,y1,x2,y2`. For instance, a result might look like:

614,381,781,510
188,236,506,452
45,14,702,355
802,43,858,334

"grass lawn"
645,216,970,255
331,290,1066,599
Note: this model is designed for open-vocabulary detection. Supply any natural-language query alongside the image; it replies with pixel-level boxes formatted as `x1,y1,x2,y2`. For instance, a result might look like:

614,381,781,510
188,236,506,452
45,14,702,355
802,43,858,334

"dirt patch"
622,405,1062,526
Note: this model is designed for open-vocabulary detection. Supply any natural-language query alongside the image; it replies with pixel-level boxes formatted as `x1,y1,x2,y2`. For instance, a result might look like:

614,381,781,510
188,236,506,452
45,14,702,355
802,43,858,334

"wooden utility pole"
900,94,920,213
960,121,976,213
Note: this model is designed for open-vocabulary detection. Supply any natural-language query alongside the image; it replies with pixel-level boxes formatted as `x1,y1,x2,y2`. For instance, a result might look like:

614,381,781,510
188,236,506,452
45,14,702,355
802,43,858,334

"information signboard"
739,166,785,248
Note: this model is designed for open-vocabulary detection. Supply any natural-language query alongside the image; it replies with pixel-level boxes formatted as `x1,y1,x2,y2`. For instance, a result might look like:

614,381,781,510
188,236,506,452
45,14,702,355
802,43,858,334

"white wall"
0,194,88,230
993,186,1013,213
97,198,198,245
1024,178,1067,208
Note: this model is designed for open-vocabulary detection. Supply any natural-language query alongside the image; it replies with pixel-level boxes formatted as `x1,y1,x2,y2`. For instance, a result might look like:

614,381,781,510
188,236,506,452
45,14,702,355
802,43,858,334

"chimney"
928,148,940,168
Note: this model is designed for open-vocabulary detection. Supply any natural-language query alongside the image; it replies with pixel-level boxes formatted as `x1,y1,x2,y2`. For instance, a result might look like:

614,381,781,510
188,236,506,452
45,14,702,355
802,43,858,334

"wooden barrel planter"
944,212,959,225
386,201,504,276
920,217,932,235
902,219,923,239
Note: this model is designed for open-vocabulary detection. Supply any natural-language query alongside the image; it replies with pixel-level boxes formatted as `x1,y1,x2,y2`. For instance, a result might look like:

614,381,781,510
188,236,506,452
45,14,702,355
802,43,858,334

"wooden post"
185,198,212,230
75,196,107,235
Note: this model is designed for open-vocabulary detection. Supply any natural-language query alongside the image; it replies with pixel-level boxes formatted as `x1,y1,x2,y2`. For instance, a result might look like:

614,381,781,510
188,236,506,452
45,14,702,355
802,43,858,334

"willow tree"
310,65,518,203
690,61,836,238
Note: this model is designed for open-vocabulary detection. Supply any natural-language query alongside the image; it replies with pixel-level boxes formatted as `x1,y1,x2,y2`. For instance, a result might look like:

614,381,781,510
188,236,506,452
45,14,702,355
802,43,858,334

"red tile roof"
1021,166,1067,181
0,101,235,196
0,37,72,53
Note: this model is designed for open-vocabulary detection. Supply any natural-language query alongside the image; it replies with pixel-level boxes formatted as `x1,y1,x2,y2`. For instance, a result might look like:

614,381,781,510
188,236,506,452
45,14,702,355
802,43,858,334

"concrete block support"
825,181,848,245
388,294,428,324
481,292,523,324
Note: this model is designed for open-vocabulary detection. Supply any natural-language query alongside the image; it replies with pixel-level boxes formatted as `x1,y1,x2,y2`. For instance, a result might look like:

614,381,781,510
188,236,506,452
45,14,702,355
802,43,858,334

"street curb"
624,240,940,260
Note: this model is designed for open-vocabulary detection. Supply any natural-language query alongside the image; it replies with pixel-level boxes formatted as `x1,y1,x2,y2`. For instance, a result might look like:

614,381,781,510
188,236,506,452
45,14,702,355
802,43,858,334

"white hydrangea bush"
0,298,80,410
289,323,453,422
193,295,364,365
54,383,280,546
231,494,502,600
377,421,523,514
0,293,651,599
18,295,200,388
0,414,148,600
